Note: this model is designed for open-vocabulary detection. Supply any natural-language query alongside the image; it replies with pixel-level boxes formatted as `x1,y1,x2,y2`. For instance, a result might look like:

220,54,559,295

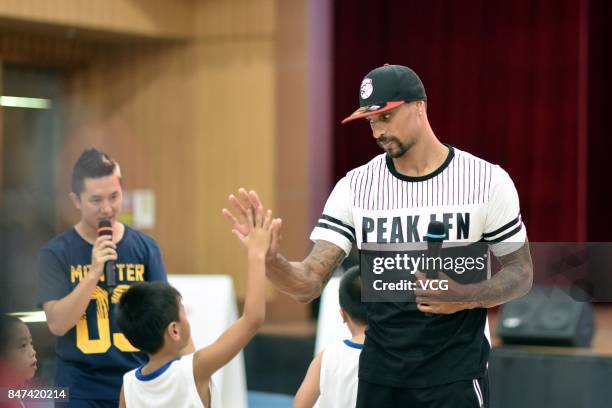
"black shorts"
356,375,489,408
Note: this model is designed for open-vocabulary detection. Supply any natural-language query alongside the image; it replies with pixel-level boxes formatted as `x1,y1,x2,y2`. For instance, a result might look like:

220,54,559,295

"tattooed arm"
266,240,346,303
416,239,533,314
472,238,533,308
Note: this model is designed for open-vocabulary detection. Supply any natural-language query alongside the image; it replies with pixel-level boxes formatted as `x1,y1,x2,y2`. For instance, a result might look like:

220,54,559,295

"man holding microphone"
38,148,167,407
224,65,533,407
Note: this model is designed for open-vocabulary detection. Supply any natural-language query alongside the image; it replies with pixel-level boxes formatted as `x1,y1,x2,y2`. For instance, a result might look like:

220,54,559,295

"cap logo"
360,78,373,99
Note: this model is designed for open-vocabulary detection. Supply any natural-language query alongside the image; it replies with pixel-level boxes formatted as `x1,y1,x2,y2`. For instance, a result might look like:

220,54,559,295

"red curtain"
333,0,588,242
588,0,612,242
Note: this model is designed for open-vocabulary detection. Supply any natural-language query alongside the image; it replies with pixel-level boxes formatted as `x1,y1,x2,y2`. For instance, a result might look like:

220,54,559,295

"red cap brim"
341,101,405,124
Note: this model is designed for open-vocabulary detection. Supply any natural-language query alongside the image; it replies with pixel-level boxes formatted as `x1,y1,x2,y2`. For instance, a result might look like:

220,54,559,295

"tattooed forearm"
472,241,533,308
309,241,346,287
265,240,346,303
475,266,529,307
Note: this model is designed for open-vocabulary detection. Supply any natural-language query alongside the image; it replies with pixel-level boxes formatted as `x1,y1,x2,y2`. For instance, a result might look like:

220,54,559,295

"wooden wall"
57,1,277,295
0,0,194,39
0,0,316,322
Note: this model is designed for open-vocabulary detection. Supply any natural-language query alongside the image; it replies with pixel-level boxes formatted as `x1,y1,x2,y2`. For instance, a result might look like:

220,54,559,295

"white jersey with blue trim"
315,339,362,408
123,353,219,408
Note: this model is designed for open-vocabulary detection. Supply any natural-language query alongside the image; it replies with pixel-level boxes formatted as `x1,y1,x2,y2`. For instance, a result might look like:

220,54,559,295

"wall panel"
1,0,312,322
0,0,194,39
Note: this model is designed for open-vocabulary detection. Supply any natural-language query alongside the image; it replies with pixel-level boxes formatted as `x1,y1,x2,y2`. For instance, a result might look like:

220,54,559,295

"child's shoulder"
321,339,363,360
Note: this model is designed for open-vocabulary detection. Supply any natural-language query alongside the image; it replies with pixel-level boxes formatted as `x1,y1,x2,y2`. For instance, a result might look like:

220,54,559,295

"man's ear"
69,192,81,210
417,100,427,113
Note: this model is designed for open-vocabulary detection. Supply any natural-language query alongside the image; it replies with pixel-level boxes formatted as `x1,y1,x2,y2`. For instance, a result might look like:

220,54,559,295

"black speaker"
496,287,595,347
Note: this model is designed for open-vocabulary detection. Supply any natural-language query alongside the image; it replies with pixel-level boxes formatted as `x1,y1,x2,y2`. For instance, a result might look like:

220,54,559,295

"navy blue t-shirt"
37,225,167,401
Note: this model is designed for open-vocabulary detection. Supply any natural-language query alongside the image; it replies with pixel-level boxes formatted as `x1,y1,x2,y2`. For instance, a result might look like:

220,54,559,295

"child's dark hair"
339,266,366,325
71,148,121,195
117,282,182,354
0,315,25,356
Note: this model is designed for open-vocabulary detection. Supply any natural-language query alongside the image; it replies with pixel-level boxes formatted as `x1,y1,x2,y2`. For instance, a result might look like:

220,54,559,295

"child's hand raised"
243,207,273,257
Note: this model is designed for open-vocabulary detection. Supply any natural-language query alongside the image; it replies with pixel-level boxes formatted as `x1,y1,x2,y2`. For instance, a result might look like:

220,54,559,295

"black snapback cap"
342,64,427,124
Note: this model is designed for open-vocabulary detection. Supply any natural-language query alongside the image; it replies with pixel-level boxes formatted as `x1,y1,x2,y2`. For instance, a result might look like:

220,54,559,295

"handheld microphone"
97,220,116,290
422,221,447,317
424,221,446,279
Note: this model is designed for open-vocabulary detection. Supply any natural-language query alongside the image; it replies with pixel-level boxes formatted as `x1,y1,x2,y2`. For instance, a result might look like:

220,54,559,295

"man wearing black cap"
224,64,533,407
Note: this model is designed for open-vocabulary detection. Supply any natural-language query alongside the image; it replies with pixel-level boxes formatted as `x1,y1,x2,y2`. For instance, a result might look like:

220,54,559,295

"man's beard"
377,136,414,158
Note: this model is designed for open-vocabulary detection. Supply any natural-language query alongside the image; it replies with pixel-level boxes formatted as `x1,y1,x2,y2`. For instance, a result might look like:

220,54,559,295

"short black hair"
116,282,182,354
339,266,366,325
0,315,25,356
71,148,121,195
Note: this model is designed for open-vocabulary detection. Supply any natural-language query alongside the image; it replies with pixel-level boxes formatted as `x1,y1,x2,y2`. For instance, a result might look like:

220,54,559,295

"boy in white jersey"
294,266,366,408
117,206,273,408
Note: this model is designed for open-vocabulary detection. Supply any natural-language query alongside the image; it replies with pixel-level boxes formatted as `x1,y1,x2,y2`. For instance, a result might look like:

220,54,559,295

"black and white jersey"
310,145,526,388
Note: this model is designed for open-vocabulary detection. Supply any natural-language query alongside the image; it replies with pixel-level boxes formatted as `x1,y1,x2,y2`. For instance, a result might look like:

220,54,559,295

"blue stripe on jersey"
343,339,364,350
135,358,180,381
